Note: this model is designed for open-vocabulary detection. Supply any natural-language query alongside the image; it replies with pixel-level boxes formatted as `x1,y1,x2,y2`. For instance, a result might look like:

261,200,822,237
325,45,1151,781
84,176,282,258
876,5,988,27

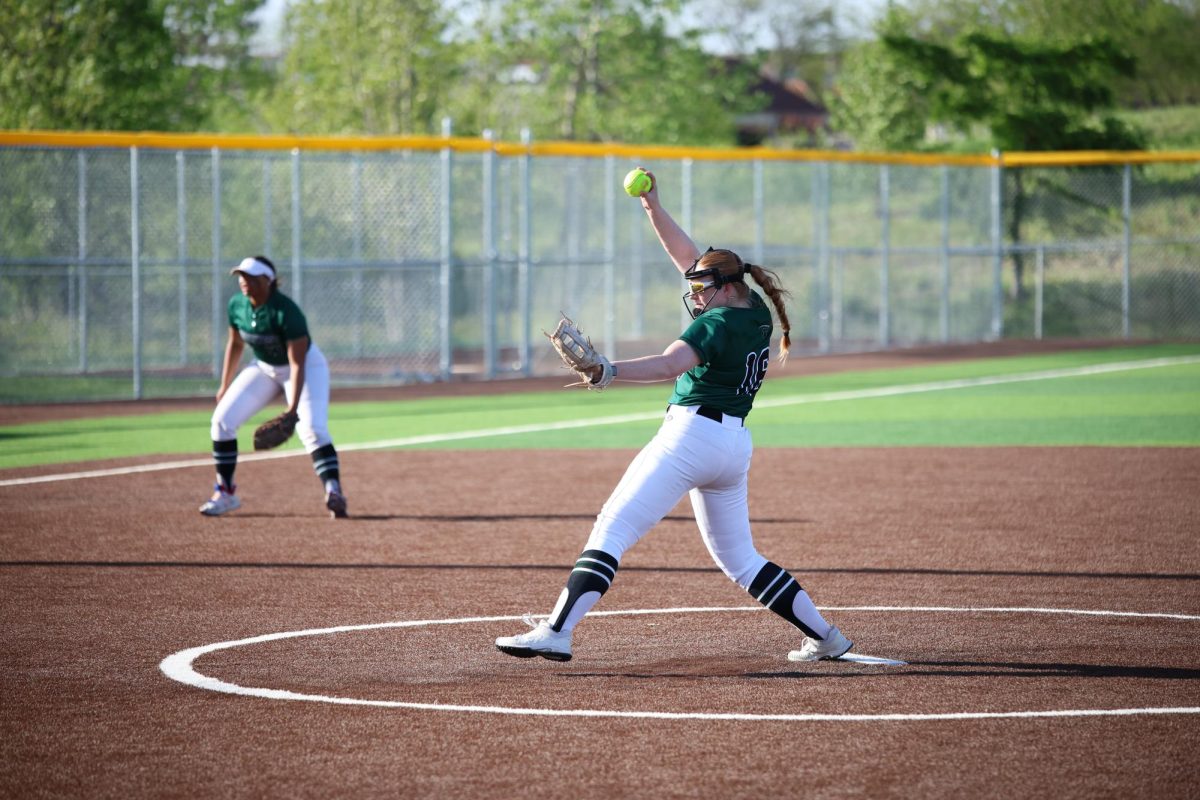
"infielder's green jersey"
228,290,310,366
669,290,773,418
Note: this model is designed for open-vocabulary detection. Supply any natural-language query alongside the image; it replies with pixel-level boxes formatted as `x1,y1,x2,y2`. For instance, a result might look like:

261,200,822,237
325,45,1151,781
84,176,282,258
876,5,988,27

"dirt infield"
3,441,1199,798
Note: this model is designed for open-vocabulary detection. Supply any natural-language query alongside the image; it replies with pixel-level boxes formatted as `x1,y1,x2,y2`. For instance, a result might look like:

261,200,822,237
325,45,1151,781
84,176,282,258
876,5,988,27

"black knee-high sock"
309,443,340,486
747,561,821,638
212,439,237,490
549,549,619,632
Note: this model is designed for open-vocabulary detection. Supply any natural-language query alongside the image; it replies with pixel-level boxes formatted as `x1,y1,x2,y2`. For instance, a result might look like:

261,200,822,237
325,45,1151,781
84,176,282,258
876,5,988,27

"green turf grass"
1,343,1198,470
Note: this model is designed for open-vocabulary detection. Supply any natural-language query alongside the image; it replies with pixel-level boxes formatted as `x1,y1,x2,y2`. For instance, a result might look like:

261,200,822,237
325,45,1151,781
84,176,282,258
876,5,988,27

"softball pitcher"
199,255,348,519
496,170,851,663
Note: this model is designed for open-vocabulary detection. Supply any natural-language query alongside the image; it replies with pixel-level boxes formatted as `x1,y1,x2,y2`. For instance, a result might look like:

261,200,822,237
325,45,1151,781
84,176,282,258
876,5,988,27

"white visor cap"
231,257,275,279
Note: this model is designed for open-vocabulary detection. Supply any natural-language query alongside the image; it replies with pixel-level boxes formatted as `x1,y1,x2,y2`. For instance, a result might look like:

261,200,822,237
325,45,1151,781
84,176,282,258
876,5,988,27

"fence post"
879,163,890,347
519,129,533,375
352,154,364,358
1122,162,1132,339
940,165,950,342
482,129,497,379
177,151,188,365
833,250,844,342
1035,245,1044,340
77,151,89,373
753,158,765,265
439,118,453,381
815,160,831,353
990,151,1004,339
603,154,617,357
290,148,302,305
680,157,694,331
630,155,645,339
130,147,143,399
263,157,273,253
211,147,222,378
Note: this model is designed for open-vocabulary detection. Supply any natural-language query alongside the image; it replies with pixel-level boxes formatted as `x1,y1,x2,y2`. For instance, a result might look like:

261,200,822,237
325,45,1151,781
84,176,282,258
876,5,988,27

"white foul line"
5,354,1198,488
159,604,1200,723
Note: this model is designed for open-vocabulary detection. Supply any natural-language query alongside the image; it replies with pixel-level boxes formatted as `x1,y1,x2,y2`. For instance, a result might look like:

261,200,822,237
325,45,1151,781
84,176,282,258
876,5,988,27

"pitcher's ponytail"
745,264,793,364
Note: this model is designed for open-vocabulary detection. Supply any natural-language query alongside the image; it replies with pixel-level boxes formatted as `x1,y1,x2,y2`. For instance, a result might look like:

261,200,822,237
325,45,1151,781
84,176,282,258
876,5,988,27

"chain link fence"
1,133,1197,402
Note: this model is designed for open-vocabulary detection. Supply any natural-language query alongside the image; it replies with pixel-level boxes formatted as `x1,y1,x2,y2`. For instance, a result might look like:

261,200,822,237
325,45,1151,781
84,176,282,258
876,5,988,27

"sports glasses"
681,247,747,318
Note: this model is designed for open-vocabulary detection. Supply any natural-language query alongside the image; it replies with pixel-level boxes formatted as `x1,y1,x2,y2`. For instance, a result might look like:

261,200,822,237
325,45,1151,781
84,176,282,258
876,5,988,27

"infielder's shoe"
787,625,853,662
325,490,348,519
199,484,241,516
496,618,573,662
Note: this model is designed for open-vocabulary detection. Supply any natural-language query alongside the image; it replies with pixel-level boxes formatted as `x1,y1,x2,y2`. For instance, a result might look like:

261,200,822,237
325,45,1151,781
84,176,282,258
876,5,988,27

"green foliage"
900,0,1200,108
690,0,843,103
1119,105,1200,151
0,0,269,132
876,25,1148,300
265,0,457,135
828,8,930,151
882,30,1145,153
447,0,757,144
158,0,273,132
0,0,190,130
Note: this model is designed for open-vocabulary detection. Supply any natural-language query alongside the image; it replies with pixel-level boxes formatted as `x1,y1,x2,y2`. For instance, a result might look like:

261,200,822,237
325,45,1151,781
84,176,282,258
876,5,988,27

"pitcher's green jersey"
668,290,773,418
228,290,310,366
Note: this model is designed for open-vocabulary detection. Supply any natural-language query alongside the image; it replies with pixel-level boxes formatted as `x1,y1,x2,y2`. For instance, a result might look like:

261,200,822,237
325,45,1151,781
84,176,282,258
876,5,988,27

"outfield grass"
1,343,1198,471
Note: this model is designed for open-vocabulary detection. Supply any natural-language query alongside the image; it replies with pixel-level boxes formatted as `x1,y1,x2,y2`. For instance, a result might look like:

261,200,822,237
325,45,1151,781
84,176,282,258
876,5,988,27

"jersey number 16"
738,347,771,396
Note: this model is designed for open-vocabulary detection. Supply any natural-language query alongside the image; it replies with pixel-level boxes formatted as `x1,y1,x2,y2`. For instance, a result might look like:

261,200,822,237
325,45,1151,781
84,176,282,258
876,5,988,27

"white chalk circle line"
159,605,1200,722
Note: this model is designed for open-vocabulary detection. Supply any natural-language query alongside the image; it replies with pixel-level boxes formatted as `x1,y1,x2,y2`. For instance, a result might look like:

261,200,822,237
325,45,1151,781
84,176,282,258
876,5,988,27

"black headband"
684,247,748,287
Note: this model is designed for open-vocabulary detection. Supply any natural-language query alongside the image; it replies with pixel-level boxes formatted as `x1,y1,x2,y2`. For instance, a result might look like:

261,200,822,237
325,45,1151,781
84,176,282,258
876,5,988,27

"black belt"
670,404,745,426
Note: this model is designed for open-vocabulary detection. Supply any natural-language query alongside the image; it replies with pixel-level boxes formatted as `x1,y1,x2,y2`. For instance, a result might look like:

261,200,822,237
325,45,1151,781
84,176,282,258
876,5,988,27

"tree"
900,0,1200,107
882,29,1145,298
455,0,758,145
158,0,273,132
692,0,844,101
827,7,930,151
265,0,457,135
1006,0,1200,106
0,0,191,130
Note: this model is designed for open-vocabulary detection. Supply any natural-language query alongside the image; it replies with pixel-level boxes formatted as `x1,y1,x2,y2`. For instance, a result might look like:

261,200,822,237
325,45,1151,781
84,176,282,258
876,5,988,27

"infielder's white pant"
210,343,333,452
584,404,767,589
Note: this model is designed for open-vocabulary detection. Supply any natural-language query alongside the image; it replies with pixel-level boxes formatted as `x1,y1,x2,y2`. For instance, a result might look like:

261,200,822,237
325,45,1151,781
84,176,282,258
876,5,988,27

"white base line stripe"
8,354,1199,487
159,604,1200,723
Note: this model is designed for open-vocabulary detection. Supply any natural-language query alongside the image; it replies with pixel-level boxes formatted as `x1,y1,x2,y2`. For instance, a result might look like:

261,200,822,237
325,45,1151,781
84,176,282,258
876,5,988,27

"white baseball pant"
584,404,768,589
210,343,333,451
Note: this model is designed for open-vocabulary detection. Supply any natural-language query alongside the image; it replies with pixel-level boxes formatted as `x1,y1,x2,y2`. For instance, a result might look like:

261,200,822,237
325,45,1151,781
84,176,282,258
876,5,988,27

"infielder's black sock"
747,561,824,639
212,439,238,490
548,549,619,633
310,443,340,487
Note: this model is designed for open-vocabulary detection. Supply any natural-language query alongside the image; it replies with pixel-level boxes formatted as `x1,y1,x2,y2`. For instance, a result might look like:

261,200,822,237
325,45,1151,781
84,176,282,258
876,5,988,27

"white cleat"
496,618,573,662
788,625,853,662
199,485,241,516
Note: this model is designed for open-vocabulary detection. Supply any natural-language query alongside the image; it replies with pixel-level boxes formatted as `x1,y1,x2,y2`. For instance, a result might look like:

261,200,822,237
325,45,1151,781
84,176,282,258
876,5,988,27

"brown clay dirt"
1,340,1198,798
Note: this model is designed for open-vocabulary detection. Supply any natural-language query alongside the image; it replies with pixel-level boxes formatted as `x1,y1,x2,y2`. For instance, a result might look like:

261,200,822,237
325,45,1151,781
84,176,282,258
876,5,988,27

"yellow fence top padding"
1,130,1197,167
999,149,1200,166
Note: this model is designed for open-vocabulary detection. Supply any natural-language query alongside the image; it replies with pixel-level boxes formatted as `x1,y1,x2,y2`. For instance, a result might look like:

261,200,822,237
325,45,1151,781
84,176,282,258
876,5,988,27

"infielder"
199,255,348,519
496,170,852,663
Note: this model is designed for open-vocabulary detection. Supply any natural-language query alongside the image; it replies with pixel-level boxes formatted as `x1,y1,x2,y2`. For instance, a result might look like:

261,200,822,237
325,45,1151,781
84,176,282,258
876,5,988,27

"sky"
248,0,288,54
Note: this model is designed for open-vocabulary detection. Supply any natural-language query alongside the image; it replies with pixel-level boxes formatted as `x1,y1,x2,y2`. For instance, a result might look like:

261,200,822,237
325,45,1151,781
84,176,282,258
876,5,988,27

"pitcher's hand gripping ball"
623,168,652,197
545,315,615,389
253,410,298,450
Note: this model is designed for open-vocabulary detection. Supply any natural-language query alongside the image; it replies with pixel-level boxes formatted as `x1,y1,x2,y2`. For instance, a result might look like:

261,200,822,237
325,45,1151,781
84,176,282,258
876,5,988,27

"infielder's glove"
545,314,615,390
253,410,298,451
